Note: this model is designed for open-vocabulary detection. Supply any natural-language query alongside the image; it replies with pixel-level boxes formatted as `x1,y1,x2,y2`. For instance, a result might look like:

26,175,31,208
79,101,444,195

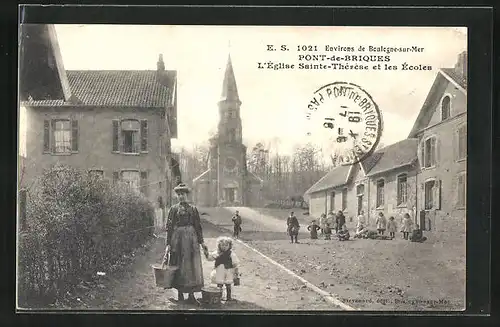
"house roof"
359,151,383,175
304,164,351,195
366,138,418,177
22,70,176,108
441,68,467,91
408,68,467,138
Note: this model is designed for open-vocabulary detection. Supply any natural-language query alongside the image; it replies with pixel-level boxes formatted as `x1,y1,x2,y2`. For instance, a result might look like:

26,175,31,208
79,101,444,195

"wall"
368,166,418,227
309,191,326,218
416,81,467,234
24,106,167,206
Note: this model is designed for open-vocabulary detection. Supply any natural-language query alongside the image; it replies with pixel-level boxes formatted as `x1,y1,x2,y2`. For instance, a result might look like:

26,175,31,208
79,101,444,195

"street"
58,206,464,311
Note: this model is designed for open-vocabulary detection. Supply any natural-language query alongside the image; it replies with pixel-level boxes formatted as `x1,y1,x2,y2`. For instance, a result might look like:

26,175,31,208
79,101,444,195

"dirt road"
60,219,342,310
201,207,465,311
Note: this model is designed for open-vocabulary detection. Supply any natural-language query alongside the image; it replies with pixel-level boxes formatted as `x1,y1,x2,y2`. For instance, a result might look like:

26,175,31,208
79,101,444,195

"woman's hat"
173,183,191,194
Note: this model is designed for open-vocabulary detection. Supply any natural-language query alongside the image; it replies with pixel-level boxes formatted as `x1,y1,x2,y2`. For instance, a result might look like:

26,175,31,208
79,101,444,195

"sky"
20,25,467,158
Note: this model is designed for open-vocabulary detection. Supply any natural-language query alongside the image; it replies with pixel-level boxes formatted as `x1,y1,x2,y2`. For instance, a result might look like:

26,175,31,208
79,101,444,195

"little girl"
387,216,397,239
323,223,332,240
376,212,387,235
401,213,413,240
307,220,321,239
337,224,350,241
204,236,240,302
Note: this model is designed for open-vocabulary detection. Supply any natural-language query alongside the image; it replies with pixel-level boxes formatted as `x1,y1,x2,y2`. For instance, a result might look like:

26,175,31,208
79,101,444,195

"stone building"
19,24,179,210
305,51,467,232
192,55,262,207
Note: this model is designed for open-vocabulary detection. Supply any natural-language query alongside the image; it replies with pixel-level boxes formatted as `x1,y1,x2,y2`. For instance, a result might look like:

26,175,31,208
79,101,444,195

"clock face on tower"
225,157,238,171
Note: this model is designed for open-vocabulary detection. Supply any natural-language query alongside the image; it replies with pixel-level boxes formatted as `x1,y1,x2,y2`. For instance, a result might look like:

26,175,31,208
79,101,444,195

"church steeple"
220,54,240,102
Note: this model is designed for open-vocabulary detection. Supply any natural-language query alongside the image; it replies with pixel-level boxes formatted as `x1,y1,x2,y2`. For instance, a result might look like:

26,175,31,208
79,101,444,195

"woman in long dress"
164,183,207,304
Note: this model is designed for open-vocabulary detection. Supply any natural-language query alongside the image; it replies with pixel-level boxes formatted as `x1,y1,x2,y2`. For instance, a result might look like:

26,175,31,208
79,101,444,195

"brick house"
305,51,467,232
409,51,467,233
19,25,178,211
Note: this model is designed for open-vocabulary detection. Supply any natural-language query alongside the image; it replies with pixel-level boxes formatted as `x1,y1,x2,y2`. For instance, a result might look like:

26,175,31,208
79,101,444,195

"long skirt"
169,226,204,293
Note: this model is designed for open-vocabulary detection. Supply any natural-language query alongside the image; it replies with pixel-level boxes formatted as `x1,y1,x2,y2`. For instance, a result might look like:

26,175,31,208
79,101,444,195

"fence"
17,165,155,307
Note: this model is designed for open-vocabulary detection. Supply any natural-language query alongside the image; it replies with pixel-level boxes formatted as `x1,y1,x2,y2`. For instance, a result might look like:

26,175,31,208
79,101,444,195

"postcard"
18,24,467,311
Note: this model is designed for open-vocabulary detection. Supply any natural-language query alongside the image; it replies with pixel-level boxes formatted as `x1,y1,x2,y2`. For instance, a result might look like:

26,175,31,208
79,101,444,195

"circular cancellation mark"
306,81,383,165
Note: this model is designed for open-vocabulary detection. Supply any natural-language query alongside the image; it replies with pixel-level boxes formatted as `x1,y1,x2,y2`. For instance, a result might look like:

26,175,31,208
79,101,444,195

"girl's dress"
206,250,240,285
376,215,387,231
401,217,413,233
387,220,397,233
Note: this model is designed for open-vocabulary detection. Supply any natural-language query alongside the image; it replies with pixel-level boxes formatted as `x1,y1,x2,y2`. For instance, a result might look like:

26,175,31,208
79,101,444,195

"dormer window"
441,95,451,121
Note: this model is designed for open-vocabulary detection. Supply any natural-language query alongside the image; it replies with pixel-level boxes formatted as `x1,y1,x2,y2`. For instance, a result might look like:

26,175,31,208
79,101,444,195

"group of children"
300,210,427,243
354,211,427,242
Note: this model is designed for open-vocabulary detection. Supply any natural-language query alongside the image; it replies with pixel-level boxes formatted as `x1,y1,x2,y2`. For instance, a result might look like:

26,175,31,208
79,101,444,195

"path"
65,220,342,310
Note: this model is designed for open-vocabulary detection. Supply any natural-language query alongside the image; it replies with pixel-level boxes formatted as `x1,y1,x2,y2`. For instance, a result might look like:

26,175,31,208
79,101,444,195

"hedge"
17,165,155,307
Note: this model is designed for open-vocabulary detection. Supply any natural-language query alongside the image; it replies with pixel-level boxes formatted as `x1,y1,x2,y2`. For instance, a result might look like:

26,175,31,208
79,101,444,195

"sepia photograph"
17,23,467,311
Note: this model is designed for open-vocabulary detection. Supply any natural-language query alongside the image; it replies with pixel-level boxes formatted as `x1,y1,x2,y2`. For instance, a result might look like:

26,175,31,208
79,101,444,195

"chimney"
157,53,165,71
454,51,467,79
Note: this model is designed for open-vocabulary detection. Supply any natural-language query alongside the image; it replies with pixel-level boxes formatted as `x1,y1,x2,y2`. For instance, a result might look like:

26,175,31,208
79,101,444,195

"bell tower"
215,54,247,206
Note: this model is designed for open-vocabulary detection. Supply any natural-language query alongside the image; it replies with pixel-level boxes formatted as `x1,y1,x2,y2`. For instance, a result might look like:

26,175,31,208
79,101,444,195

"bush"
17,165,154,307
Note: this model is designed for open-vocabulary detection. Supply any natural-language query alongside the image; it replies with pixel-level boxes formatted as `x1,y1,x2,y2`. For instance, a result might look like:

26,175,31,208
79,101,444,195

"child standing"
401,213,413,240
307,220,321,239
376,212,387,235
287,211,300,243
204,236,240,302
318,213,326,235
323,223,332,240
387,216,397,239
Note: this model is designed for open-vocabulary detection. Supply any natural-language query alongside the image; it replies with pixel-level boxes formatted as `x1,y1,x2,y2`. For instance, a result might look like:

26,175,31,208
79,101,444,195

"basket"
201,287,223,306
152,252,178,289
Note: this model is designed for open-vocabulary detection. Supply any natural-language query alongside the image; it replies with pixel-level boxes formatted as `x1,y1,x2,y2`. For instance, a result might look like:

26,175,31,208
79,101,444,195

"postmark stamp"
305,82,383,165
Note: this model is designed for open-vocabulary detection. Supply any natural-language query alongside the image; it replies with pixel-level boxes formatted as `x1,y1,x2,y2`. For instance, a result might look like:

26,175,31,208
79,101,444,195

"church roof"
220,54,240,102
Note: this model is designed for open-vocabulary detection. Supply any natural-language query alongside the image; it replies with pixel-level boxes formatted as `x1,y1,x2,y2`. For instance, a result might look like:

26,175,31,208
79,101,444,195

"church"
192,55,263,207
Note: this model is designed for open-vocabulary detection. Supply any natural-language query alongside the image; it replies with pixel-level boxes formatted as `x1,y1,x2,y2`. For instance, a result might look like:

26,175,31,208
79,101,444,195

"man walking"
232,210,243,238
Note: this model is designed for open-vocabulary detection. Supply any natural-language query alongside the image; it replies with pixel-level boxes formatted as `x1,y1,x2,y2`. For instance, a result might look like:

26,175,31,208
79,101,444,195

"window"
121,170,140,192
457,124,467,160
441,95,451,120
397,174,408,206
376,179,385,207
228,128,236,142
423,137,436,168
457,172,466,208
342,188,348,210
112,119,148,154
356,184,364,196
424,179,441,210
43,119,79,154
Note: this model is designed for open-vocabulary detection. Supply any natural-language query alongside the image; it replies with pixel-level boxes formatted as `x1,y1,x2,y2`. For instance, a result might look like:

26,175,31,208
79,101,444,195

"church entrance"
224,187,237,203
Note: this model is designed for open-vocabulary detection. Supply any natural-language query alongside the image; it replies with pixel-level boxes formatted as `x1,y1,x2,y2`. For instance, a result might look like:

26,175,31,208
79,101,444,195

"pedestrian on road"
164,183,207,304
232,210,243,239
387,216,397,239
375,212,387,235
204,236,240,302
287,211,300,243
323,222,332,240
318,213,326,235
307,219,321,239
335,211,346,233
401,213,413,240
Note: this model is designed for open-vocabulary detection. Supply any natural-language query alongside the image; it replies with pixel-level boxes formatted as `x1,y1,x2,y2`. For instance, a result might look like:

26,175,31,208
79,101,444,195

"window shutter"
453,129,458,161
50,120,56,153
433,180,442,210
43,120,50,153
71,120,79,152
140,120,148,152
420,183,425,211
434,138,440,166
140,171,148,196
112,120,119,152
113,171,119,185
